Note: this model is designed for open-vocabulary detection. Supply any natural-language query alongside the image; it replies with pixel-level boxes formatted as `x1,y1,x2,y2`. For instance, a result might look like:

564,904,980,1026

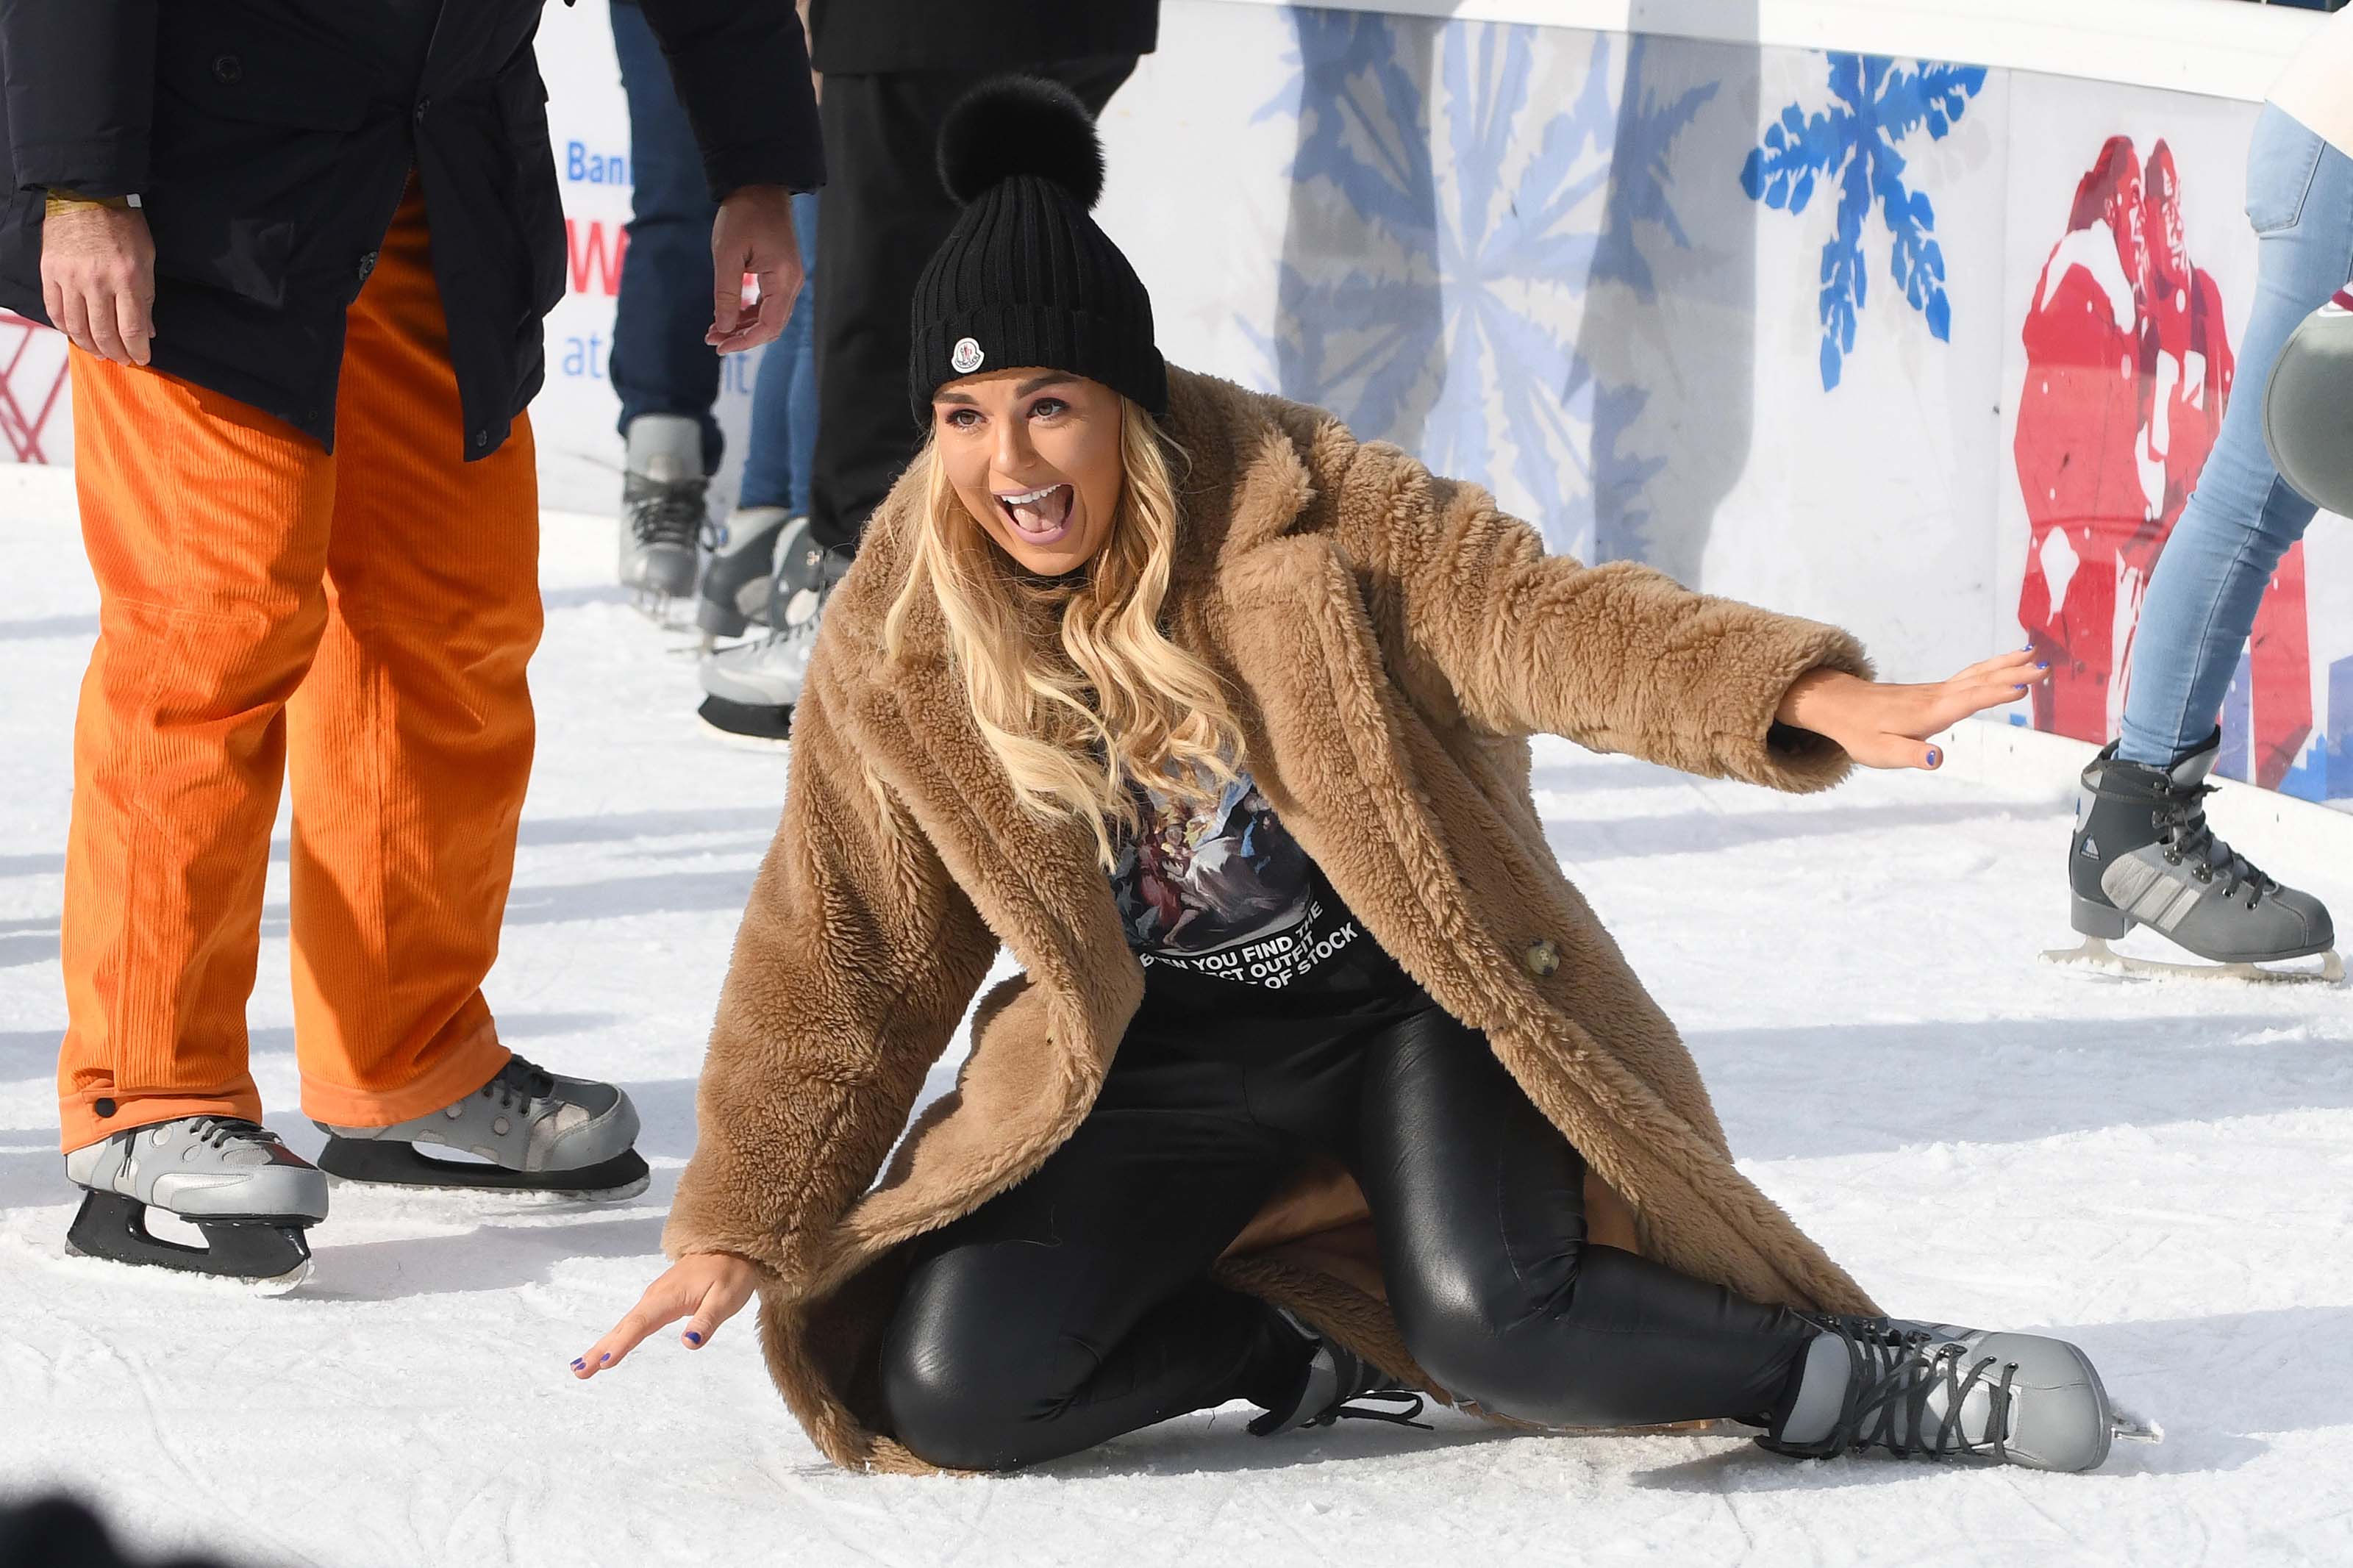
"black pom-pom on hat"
908,74,1166,419
938,76,1106,209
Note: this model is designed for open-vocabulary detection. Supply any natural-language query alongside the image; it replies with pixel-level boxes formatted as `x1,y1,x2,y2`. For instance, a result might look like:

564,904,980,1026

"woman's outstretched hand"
1776,650,2049,770
572,1252,759,1380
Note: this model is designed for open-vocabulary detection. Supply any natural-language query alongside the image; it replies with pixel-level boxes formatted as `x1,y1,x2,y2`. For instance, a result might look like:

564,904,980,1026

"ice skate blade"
64,1191,314,1292
629,588,697,631
696,695,793,750
318,1138,651,1201
2041,936,2345,985
2110,1407,2163,1445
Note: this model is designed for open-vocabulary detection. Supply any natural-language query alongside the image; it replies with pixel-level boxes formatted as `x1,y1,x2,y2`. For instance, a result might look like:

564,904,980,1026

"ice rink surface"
2,473,2349,1567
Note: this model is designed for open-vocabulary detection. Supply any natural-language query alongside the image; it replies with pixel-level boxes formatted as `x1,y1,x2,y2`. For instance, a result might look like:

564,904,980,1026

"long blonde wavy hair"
883,398,1247,867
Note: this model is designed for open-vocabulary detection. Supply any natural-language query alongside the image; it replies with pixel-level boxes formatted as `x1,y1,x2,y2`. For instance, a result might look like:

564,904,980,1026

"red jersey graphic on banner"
0,312,68,463
2014,137,2313,784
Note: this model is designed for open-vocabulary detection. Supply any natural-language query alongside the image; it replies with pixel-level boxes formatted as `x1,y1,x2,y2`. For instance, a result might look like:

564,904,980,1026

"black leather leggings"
879,1000,1816,1472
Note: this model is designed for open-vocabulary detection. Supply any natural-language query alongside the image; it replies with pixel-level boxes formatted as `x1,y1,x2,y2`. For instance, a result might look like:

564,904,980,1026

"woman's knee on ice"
878,1270,1084,1472
1388,1247,1585,1417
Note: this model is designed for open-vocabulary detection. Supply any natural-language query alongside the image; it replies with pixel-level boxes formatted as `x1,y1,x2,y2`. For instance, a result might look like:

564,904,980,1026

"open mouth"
995,482,1075,546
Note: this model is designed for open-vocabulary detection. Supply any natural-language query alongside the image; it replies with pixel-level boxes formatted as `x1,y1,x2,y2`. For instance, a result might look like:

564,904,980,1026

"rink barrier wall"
5,1,2348,812
14,460,2345,886
1210,0,2329,103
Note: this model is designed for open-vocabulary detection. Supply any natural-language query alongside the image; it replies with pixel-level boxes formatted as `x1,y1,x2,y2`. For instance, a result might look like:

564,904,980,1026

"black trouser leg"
1354,1007,1817,1430
879,1091,1302,1472
805,55,1140,559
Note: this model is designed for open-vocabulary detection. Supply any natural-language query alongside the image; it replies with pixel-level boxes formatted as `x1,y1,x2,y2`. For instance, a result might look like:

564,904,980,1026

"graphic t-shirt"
1107,767,1424,1018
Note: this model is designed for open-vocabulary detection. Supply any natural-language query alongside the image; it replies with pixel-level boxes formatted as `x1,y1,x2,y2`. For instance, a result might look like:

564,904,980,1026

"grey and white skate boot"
695,506,795,640
2047,729,2341,982
1762,1316,2127,1472
695,519,852,745
1247,1311,1427,1436
618,414,708,603
313,1055,647,1200
64,1116,328,1290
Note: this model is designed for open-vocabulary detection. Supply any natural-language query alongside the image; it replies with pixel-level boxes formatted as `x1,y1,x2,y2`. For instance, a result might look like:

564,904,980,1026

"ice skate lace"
183,1116,284,1152
2157,786,2275,908
1312,1392,1430,1431
482,1056,558,1113
1249,1343,1432,1436
624,472,709,554
1813,1320,2018,1463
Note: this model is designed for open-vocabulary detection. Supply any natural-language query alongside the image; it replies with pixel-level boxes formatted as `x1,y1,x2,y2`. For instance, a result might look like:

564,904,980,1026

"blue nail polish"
1927,748,1940,766
685,1331,703,1346
599,1353,611,1364
2036,662,2049,670
571,1358,585,1370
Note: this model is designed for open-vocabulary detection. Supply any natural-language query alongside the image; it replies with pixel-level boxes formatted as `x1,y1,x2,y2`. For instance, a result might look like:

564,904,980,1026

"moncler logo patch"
951,337,985,374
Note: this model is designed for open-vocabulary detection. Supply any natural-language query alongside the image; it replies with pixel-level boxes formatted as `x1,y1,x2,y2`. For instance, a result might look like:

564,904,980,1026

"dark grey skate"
315,1055,647,1200
62,1115,326,1290
2046,730,2342,982
1762,1315,2129,1472
695,506,794,640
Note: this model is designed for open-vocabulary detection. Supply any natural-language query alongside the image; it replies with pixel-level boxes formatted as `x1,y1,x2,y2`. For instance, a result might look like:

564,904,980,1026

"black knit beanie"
908,77,1167,420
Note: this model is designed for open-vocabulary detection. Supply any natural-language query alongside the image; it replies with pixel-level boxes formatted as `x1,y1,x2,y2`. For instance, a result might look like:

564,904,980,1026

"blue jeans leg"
607,0,724,476
2118,105,2353,767
738,190,821,515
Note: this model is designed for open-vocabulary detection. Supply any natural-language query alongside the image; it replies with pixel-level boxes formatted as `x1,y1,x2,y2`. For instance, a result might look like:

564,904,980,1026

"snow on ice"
1,471,2349,1566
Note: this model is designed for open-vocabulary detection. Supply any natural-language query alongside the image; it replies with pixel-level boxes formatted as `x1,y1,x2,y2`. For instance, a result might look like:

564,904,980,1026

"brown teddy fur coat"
663,365,1882,1473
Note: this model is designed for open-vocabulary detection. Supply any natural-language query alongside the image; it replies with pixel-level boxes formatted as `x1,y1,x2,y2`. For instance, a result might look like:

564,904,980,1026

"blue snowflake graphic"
1740,54,1985,390
1242,12,1713,556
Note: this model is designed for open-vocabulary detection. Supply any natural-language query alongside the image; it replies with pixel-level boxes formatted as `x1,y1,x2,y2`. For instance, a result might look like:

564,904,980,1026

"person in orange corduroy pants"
51,186,660,1282
60,186,538,1152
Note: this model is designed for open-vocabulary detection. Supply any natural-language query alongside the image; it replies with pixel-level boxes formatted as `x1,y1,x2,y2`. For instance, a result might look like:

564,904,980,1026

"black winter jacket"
0,0,823,459
808,0,1156,76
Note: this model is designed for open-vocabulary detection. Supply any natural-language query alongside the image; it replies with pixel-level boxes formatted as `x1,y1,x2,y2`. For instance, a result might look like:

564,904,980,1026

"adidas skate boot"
65,1116,329,1290
2055,728,2340,980
314,1055,647,1199
1248,1311,1428,1436
1762,1315,2121,1472
696,506,795,640
618,414,708,601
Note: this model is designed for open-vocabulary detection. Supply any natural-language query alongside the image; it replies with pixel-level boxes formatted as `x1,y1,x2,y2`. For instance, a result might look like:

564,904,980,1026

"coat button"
1521,939,1560,978
413,96,432,121
471,427,490,448
213,54,243,83
94,1098,118,1118
356,251,377,283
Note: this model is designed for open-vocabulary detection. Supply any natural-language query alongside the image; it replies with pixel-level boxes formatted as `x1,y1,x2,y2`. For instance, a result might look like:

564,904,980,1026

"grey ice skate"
64,1116,328,1289
313,1055,646,1199
694,518,851,745
696,505,795,640
2046,730,2342,983
618,414,708,602
1763,1316,2129,1472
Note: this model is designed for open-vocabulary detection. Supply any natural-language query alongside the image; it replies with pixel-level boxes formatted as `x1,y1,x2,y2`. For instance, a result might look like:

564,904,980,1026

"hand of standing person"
708,184,802,355
1776,650,2049,770
572,1250,760,1378
40,198,156,366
